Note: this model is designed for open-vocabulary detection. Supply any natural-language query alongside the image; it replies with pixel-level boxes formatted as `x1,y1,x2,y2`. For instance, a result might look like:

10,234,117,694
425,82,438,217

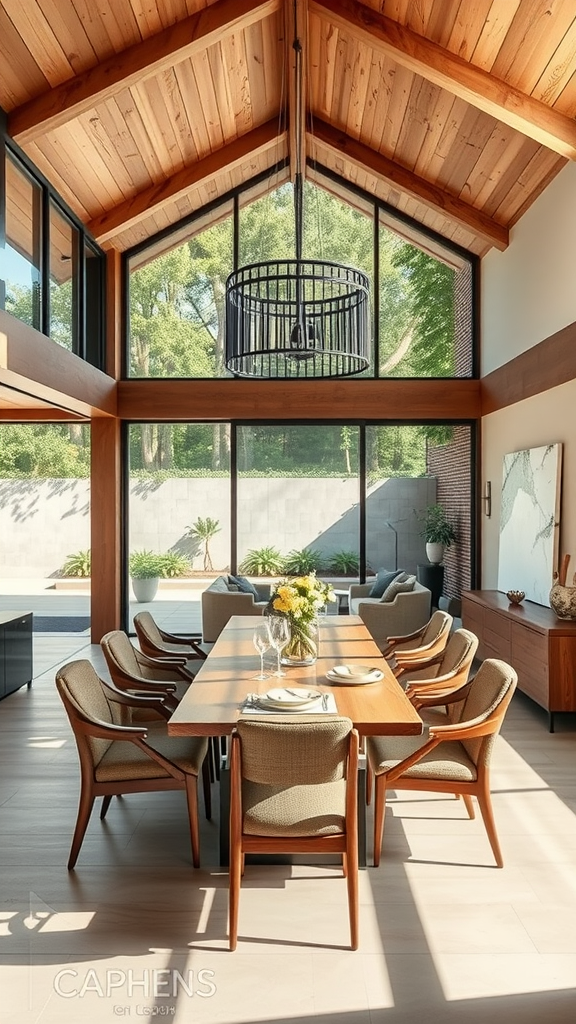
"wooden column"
90,416,122,640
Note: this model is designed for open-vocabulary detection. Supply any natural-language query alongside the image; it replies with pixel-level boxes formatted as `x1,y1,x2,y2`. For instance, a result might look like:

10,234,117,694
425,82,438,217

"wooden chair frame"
369,665,517,868
383,611,452,671
228,722,359,951
56,664,211,870
133,611,207,662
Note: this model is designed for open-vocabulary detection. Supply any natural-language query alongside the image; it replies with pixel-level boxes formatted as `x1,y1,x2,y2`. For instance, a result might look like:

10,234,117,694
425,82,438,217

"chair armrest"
349,583,373,600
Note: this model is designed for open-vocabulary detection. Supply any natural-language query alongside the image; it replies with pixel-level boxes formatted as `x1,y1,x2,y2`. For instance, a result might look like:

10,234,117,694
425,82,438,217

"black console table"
0,612,33,699
417,564,444,609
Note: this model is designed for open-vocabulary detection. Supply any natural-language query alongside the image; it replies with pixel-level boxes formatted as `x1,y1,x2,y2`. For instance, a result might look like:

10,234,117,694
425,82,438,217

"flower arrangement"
267,573,335,664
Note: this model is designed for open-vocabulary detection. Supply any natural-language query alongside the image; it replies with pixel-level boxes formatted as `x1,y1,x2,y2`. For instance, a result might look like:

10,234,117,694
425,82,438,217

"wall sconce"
482,481,492,518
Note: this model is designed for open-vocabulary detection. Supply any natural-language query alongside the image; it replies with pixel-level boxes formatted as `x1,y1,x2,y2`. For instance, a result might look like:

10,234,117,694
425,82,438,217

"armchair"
366,658,518,867
133,610,208,661
101,630,194,710
349,579,431,647
55,659,210,869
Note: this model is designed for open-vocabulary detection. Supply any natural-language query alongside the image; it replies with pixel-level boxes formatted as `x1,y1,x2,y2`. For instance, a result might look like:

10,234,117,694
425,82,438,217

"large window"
127,172,475,380
1,142,105,367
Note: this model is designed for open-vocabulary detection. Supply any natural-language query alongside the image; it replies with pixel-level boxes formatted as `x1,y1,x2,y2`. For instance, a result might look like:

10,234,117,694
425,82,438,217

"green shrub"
60,550,91,577
158,552,191,578
283,547,325,575
239,546,285,576
129,550,165,579
328,550,359,575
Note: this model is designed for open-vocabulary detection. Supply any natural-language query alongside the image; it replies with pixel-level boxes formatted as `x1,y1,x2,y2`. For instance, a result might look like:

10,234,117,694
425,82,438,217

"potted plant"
416,504,457,564
129,550,164,603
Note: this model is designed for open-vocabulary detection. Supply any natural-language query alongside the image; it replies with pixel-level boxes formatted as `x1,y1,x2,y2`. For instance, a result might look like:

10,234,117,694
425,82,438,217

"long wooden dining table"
168,614,423,865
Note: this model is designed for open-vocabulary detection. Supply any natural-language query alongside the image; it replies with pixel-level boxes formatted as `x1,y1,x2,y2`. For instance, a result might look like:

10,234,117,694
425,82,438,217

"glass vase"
281,616,319,666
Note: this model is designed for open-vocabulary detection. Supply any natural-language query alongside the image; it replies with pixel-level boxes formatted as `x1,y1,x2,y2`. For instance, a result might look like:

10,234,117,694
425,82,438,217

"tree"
187,517,221,571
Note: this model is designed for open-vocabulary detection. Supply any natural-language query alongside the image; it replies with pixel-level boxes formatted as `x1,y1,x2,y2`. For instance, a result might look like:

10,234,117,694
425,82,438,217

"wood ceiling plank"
174,59,212,155
156,66,201,166
392,75,439,171
444,0,492,61
208,41,237,143
112,87,169,183
341,36,372,141
261,5,282,111
532,23,576,107
193,47,226,151
9,0,280,144
441,107,497,196
0,0,77,86
479,136,541,218
469,0,522,72
425,0,463,48
0,7,50,108
87,119,284,241
221,31,253,136
490,0,576,94
311,117,509,249
461,124,528,209
244,19,270,126
495,146,565,226
89,95,157,188
310,8,338,118
376,62,413,158
356,50,387,145
310,0,576,158
134,74,188,177
412,88,459,178
415,94,469,186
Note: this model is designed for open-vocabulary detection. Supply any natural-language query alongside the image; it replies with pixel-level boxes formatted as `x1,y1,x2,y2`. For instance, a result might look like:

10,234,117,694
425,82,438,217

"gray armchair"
201,575,271,643
349,579,432,647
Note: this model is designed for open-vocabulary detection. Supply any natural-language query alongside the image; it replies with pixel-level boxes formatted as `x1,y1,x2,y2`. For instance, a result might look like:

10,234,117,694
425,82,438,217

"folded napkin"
242,692,338,714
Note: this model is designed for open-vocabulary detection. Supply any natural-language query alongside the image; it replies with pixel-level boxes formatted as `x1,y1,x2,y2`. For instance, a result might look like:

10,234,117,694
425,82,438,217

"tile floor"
1,634,575,1023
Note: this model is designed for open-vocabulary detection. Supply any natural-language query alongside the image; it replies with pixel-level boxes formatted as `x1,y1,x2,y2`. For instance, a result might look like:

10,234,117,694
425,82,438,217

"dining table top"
168,615,423,738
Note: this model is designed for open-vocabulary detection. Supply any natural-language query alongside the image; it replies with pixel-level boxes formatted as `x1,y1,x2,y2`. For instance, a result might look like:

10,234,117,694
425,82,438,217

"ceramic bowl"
506,590,525,605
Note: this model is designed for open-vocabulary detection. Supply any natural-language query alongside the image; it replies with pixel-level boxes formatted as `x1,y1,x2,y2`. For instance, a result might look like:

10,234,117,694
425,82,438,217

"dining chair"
56,659,211,869
133,610,208,662
366,658,518,868
382,609,452,668
101,630,194,711
229,715,359,950
400,627,479,699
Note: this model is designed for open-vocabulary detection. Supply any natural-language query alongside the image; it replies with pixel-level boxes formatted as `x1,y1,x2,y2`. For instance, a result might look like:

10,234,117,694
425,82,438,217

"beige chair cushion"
95,729,207,782
242,779,346,836
367,733,477,783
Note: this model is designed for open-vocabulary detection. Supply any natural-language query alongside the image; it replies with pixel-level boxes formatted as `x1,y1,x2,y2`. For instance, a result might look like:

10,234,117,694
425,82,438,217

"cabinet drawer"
511,622,547,667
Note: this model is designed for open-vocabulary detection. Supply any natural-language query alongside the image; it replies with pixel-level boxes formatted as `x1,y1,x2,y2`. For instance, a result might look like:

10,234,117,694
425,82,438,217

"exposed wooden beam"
118,378,481,421
87,120,285,243
311,118,509,250
9,0,280,145
481,319,576,414
0,310,116,418
311,0,576,160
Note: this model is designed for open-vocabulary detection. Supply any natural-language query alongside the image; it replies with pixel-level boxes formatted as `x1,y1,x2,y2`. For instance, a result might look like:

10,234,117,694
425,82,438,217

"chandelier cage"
225,258,370,378
224,2,371,379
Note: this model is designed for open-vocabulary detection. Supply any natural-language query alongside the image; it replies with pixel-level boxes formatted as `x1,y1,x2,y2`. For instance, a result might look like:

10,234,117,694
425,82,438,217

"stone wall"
0,476,434,577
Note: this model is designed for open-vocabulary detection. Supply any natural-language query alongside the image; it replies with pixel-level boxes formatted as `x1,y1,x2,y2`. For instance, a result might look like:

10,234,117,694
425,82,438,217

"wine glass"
267,615,291,678
252,622,271,680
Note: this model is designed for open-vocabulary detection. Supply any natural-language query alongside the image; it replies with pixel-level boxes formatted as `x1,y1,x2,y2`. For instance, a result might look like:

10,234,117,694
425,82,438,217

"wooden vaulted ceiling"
2,0,576,262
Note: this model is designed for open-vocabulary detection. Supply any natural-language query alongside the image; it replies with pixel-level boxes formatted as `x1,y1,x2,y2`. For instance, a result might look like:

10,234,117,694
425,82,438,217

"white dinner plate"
258,686,323,709
326,666,383,685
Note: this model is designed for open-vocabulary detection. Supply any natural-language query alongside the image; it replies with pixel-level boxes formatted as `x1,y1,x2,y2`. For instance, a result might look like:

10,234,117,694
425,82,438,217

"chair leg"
366,763,373,805
201,755,212,820
184,776,201,868
68,788,95,870
229,840,242,951
476,779,504,868
346,834,359,950
100,795,113,819
462,794,475,819
373,774,387,868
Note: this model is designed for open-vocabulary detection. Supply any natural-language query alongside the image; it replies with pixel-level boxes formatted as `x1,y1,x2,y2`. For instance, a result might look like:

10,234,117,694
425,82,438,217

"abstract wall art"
497,443,562,606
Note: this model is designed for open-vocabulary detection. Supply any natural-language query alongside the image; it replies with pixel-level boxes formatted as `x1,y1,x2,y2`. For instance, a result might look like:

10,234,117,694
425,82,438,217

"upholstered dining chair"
101,630,194,711
382,609,452,669
399,627,479,699
366,658,518,868
229,715,359,951
56,659,210,869
133,610,208,662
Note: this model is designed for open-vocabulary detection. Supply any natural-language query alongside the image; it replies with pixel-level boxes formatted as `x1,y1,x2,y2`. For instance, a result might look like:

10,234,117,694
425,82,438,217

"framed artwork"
497,443,562,606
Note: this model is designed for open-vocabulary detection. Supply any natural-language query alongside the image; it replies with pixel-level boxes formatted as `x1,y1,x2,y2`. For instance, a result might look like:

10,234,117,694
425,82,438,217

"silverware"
322,693,329,711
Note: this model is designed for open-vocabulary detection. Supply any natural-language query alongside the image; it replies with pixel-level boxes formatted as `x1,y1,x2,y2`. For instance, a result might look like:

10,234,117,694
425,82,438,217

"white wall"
482,160,576,375
481,161,576,589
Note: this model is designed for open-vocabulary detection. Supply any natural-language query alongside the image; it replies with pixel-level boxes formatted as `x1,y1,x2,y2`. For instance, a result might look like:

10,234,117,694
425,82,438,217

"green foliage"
60,550,91,577
129,551,165,579
283,548,325,575
239,546,285,576
0,424,90,478
415,504,457,546
328,550,360,576
187,517,221,571
158,552,191,578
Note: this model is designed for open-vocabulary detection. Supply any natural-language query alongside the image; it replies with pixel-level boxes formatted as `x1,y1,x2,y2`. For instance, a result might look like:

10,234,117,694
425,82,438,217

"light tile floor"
1,635,575,1023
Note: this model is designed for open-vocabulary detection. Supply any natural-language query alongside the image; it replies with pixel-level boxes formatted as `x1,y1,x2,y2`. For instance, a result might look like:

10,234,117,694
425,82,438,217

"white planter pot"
131,577,159,603
425,542,445,565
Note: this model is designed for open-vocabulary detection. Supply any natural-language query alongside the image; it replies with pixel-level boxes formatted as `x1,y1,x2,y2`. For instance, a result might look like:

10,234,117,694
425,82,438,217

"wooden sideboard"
462,590,576,731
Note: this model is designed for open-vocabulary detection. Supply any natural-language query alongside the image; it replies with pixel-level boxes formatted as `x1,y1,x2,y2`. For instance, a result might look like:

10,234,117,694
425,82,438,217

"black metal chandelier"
225,13,370,379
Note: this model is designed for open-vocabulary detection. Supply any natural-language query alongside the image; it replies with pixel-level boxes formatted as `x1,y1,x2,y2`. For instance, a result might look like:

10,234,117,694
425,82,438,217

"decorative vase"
549,579,576,620
281,617,319,666
425,542,444,565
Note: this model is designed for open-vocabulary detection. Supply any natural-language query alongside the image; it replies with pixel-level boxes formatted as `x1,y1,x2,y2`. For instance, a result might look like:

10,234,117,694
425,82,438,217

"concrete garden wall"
0,476,435,576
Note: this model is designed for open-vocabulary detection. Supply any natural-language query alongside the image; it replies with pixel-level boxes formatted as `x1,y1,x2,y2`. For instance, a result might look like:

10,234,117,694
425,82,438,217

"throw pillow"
369,568,403,598
381,575,416,603
229,574,259,598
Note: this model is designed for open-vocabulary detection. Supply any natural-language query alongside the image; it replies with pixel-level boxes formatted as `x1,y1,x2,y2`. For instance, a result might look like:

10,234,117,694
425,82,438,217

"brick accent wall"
426,425,472,601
